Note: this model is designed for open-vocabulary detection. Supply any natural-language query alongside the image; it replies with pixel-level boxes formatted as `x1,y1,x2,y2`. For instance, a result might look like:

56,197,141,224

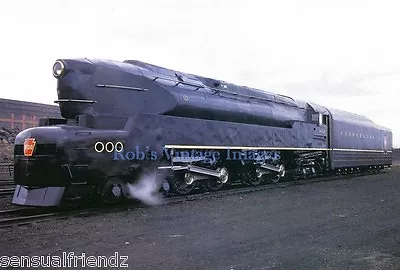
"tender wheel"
300,167,309,180
170,173,197,195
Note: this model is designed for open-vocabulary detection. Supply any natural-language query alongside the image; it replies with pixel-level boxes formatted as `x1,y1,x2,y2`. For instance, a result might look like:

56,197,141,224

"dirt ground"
392,149,400,164
1,167,400,269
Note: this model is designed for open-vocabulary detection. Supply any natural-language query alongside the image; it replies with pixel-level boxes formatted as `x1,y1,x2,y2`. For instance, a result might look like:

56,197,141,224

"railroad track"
0,207,89,228
0,188,14,196
0,163,13,175
0,180,14,186
0,163,15,194
0,168,389,228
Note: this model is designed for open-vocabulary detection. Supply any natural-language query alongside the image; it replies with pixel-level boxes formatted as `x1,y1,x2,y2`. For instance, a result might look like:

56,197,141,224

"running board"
260,163,282,173
158,165,229,184
257,164,286,179
158,165,220,178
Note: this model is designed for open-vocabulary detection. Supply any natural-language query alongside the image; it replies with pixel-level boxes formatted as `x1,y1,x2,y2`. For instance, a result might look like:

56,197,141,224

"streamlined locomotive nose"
53,59,97,119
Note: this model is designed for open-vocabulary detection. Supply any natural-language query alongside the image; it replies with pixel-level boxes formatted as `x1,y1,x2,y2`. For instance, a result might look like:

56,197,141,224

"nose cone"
53,58,95,79
53,58,96,119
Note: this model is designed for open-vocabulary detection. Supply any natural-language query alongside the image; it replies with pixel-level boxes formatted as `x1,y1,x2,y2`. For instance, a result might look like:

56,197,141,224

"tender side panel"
331,150,392,168
328,108,392,169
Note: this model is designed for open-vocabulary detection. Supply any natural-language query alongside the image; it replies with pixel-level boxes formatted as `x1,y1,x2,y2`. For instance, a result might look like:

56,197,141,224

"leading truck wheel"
101,178,130,204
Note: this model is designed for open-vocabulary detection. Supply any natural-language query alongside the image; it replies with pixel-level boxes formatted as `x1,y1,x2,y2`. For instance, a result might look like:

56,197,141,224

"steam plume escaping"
127,171,164,206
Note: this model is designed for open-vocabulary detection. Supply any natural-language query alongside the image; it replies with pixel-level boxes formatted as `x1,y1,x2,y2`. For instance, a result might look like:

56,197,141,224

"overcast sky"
1,0,399,146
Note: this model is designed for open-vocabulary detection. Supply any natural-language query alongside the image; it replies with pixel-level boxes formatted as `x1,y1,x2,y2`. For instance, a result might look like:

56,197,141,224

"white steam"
127,172,164,206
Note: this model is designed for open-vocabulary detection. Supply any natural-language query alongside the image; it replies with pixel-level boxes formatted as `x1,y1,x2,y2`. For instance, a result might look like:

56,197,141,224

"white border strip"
333,148,392,153
164,145,392,153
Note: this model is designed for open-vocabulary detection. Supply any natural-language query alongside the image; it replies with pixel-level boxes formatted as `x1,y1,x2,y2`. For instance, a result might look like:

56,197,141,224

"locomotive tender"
12,59,392,206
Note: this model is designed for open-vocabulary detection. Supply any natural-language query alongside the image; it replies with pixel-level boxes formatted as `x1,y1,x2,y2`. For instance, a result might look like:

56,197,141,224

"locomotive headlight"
52,60,65,78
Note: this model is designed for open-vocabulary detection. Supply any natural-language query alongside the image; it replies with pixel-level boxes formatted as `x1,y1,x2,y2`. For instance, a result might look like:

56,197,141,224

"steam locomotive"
12,58,392,206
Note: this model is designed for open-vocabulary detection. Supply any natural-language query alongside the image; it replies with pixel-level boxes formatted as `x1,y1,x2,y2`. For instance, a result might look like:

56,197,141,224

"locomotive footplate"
12,185,66,207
